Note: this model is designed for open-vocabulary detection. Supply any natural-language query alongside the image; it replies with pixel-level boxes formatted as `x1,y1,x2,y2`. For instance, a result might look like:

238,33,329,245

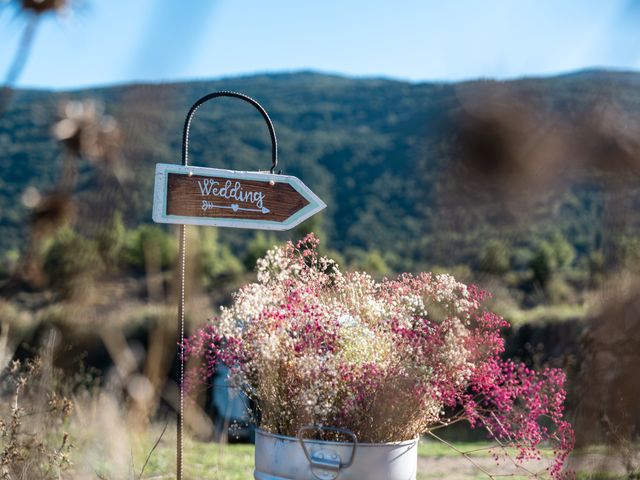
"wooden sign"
152,163,326,230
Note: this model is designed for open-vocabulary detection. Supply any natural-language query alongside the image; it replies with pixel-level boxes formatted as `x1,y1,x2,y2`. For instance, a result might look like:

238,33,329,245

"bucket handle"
298,425,358,478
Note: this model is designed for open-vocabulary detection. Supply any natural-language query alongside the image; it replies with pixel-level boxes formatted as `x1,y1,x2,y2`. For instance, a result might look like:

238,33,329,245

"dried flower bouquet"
184,234,573,478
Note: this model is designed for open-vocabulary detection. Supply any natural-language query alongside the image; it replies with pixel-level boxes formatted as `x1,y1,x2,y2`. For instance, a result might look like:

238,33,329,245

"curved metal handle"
181,91,279,173
298,425,358,479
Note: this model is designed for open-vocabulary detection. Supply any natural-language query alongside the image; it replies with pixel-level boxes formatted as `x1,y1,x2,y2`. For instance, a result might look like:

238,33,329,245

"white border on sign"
152,163,327,231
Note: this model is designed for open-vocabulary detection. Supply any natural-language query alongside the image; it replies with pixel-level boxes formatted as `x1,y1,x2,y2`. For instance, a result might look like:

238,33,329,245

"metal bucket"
254,426,418,480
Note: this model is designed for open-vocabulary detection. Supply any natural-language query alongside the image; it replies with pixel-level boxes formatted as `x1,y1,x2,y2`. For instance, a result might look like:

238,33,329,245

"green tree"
43,228,104,297
588,250,605,287
530,234,576,290
96,210,126,268
293,214,327,246
530,240,556,289
549,232,575,269
359,249,390,276
0,249,19,279
243,232,278,271
122,225,177,272
478,239,510,275
198,228,244,286
344,247,395,275
618,236,640,272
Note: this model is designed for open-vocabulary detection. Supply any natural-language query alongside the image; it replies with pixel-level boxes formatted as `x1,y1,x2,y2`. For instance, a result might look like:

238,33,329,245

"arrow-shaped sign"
152,163,326,231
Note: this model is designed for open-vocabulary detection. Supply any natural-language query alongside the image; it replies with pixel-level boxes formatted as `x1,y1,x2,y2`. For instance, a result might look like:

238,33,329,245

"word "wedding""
198,178,268,214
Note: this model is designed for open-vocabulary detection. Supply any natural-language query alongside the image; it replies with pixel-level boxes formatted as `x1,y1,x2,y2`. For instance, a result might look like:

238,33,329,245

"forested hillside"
2,70,640,275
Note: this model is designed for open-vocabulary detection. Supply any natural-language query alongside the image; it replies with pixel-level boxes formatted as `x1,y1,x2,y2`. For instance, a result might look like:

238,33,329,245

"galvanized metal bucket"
254,426,418,480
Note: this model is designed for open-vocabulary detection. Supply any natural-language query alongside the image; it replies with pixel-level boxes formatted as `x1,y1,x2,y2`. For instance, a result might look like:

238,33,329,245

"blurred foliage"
549,232,576,270
530,241,557,289
121,225,177,272
197,228,244,287
96,210,125,268
243,232,277,271
478,239,510,275
43,227,103,297
617,235,640,273
545,276,575,305
293,214,327,245
0,356,72,480
429,264,473,283
587,251,605,288
352,249,391,276
0,249,19,279
530,233,576,290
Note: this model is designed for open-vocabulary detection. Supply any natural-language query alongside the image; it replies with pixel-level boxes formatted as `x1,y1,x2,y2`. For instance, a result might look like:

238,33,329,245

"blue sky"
1,0,639,89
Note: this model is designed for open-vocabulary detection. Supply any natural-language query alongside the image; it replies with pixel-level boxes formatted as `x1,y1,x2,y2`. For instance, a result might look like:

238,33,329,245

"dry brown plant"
0,353,72,479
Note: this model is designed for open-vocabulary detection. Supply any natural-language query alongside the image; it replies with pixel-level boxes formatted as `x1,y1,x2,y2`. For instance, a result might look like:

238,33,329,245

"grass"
141,440,443,480
123,431,565,480
574,475,629,480
130,434,254,480
130,433,497,479
500,302,588,326
419,439,507,457
82,427,633,479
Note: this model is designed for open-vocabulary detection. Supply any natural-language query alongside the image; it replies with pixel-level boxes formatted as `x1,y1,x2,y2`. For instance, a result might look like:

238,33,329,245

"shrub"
43,228,104,298
588,250,605,287
197,228,244,286
618,236,640,273
359,249,390,276
0,357,72,480
546,276,576,305
243,232,277,271
121,225,177,272
530,240,556,289
0,250,19,279
478,239,510,275
549,232,576,269
96,210,125,267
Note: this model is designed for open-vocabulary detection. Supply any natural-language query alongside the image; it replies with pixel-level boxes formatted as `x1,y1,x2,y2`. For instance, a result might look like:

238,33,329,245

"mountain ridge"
12,67,640,94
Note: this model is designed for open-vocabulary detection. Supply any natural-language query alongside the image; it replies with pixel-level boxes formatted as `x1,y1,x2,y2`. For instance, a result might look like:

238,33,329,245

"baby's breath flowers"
184,234,574,479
